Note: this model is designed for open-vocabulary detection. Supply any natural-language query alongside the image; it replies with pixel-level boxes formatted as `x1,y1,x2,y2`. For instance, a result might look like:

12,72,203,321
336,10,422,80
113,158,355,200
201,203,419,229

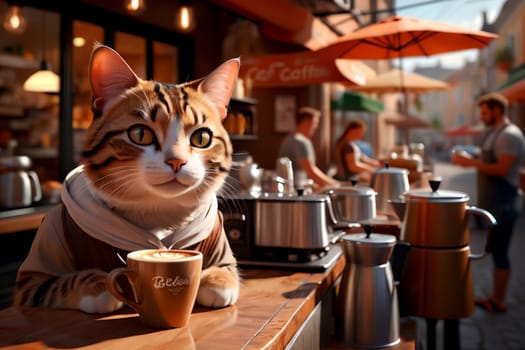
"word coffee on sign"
244,61,331,85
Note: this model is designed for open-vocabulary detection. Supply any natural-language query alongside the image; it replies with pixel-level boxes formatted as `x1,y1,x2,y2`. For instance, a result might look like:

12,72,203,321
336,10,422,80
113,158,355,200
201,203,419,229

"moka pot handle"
466,206,496,260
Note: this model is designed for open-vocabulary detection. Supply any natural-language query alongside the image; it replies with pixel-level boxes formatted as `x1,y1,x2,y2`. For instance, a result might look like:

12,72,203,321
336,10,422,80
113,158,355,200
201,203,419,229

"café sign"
240,51,374,87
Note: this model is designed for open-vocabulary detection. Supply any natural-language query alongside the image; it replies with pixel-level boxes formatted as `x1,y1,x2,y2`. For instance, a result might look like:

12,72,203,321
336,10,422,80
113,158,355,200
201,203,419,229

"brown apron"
477,124,518,216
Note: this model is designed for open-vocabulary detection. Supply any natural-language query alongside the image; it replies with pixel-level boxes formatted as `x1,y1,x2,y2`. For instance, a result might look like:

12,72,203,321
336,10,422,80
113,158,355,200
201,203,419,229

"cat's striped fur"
13,44,240,313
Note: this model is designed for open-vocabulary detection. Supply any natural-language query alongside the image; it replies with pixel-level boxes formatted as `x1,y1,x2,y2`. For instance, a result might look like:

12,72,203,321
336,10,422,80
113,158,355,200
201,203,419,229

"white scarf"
61,166,217,252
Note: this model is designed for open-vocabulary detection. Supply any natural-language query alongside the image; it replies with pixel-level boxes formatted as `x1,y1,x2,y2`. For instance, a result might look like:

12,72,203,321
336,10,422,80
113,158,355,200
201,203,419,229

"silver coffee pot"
0,155,42,209
338,225,400,348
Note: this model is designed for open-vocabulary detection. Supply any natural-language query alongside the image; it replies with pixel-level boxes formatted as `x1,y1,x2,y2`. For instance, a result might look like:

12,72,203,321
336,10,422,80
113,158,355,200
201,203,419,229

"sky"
394,0,507,71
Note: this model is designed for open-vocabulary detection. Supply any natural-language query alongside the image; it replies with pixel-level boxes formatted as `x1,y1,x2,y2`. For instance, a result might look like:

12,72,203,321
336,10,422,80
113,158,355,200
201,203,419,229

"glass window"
115,32,146,78
153,41,178,83
72,20,103,130
72,21,103,164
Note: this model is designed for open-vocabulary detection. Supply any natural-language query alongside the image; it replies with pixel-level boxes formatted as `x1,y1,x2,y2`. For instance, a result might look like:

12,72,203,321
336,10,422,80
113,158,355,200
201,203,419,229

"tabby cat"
13,44,240,313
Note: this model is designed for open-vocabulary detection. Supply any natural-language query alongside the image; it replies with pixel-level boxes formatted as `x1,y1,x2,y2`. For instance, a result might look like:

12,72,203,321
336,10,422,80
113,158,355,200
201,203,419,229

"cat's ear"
199,58,240,120
89,44,140,114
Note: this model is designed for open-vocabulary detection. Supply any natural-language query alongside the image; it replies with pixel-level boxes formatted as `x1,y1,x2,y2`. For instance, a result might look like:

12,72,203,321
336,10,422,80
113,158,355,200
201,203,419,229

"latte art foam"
143,252,188,260
130,250,195,262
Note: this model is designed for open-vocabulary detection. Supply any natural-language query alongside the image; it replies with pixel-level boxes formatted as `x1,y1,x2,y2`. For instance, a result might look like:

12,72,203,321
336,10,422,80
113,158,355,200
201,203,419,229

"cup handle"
106,267,142,313
466,206,497,260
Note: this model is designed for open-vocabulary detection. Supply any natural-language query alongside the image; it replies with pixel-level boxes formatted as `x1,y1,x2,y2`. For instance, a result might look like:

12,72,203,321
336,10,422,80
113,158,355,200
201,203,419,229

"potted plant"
495,46,514,71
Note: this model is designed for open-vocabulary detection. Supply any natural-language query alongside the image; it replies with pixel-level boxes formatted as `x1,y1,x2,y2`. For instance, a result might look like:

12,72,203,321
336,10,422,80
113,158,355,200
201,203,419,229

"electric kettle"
0,155,42,208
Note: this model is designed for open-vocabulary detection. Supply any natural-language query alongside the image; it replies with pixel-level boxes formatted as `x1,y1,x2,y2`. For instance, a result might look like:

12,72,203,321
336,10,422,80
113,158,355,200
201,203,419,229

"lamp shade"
23,60,60,93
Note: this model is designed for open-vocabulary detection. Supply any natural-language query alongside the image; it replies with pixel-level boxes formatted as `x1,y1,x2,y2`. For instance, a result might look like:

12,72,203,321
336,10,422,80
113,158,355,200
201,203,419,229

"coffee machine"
218,153,344,270
218,190,346,271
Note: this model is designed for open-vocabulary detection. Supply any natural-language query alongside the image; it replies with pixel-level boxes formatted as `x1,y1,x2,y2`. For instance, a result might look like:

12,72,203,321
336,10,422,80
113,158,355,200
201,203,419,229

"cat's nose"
166,158,187,172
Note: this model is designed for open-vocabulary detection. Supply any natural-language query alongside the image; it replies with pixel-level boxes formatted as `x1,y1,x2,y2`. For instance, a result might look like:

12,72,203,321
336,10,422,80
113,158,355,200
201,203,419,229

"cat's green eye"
128,125,155,145
190,128,213,148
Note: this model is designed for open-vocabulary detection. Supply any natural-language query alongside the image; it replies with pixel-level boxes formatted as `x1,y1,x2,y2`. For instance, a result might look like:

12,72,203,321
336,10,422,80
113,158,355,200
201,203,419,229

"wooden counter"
0,250,416,350
0,252,343,349
0,205,55,235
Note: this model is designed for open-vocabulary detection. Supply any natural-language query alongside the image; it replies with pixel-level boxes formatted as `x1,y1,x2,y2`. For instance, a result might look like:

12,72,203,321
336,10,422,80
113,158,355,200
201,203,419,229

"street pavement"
410,161,525,350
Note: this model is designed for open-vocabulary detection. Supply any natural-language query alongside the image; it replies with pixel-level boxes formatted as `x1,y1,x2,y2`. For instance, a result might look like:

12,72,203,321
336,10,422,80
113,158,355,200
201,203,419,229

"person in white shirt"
277,106,339,191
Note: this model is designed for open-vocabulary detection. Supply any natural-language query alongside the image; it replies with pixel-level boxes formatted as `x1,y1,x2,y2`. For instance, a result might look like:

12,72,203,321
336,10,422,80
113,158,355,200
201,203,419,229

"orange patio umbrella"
317,15,497,120
351,68,449,94
319,15,498,60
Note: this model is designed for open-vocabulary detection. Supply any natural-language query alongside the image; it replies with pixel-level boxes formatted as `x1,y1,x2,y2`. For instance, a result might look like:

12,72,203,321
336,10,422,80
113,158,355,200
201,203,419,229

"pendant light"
23,11,60,93
175,0,195,32
3,5,27,34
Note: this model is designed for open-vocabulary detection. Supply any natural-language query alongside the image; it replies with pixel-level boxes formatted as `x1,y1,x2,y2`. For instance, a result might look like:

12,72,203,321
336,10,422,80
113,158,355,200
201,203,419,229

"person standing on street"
277,106,339,191
452,92,525,312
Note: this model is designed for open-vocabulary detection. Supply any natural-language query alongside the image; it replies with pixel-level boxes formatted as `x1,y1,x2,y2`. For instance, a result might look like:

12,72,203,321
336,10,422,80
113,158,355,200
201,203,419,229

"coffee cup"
107,249,202,329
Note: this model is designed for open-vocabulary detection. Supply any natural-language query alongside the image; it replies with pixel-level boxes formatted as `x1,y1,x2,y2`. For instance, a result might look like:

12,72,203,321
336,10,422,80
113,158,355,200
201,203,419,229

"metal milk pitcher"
276,157,294,194
338,225,400,348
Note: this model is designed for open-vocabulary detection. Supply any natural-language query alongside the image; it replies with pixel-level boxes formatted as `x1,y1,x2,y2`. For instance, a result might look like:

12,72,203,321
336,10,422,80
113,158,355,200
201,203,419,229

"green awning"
331,91,384,112
497,63,525,102
497,62,525,91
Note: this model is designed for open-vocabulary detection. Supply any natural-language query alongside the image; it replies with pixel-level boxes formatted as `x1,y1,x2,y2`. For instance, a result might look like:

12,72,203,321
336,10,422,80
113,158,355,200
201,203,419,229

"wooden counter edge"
246,254,346,349
0,204,56,235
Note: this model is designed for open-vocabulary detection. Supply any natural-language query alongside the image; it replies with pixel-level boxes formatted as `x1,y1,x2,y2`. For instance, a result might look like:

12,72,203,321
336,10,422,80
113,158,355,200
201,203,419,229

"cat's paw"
197,266,239,308
76,269,124,314
79,291,124,314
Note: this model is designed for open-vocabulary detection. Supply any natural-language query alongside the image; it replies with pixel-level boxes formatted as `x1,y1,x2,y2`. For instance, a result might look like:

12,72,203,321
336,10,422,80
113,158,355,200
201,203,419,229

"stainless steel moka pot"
338,225,400,348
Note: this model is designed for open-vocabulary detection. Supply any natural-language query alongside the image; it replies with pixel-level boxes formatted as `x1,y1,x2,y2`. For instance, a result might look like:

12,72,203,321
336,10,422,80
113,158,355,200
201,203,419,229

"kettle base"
237,244,343,272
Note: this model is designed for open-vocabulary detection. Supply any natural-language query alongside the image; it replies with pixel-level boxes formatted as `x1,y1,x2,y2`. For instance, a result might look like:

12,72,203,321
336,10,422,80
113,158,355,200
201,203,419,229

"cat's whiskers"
93,166,139,182
98,173,139,196
218,180,241,199
90,169,143,201
200,173,225,194
93,168,140,189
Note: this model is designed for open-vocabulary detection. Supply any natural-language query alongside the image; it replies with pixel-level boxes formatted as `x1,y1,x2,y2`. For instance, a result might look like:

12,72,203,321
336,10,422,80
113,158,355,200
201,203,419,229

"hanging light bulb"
3,5,27,34
124,0,145,15
175,1,195,32
73,36,86,48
